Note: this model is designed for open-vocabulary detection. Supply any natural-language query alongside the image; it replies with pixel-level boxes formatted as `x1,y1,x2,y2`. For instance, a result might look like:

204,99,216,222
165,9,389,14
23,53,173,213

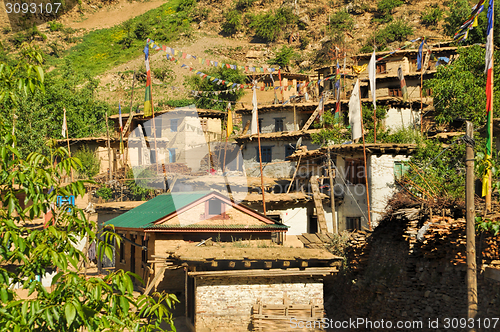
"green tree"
222,10,242,35
0,130,179,331
424,45,500,127
268,46,296,70
186,66,246,111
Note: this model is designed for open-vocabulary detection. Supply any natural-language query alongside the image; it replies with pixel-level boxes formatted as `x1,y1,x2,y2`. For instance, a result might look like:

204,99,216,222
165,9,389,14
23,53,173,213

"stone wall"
195,276,323,332
324,212,500,331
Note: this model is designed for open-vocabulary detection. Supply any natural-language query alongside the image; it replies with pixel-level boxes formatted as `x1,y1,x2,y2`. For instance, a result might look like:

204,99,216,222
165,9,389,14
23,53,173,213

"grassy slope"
48,0,189,76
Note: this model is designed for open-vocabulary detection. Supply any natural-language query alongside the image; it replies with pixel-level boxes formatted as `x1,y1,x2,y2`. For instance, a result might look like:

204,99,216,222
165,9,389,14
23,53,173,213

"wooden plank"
188,267,338,277
144,264,168,295
301,103,322,131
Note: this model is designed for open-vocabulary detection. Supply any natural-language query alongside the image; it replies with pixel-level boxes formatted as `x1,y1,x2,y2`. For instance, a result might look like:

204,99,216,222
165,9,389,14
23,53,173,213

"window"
376,62,386,74
265,81,273,87
346,217,361,231
170,119,178,132
275,118,284,132
285,144,296,159
345,159,365,185
154,117,162,138
204,198,226,218
150,150,157,164
168,148,176,163
200,119,208,131
389,87,402,97
256,146,272,163
258,118,263,133
394,161,409,181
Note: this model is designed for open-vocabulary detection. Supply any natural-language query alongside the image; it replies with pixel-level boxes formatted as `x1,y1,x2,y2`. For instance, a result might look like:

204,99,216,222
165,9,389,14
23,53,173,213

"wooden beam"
188,267,338,278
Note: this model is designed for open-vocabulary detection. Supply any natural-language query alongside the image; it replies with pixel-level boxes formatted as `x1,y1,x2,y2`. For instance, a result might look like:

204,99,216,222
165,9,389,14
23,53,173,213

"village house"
101,190,341,331
289,143,417,231
315,45,461,132
58,106,226,176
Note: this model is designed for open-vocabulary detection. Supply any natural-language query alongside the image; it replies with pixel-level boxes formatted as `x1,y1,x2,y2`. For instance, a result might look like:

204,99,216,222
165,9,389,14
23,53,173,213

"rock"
425,306,434,313
299,15,310,26
299,60,310,68
442,294,451,302
424,290,431,298
401,311,407,317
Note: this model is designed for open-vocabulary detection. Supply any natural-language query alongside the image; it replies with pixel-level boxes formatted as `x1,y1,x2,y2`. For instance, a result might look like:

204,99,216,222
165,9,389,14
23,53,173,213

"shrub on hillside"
48,21,64,32
235,0,257,11
421,6,443,27
362,20,413,52
374,0,403,23
249,8,297,42
443,0,472,36
268,45,297,69
222,10,242,35
134,22,150,40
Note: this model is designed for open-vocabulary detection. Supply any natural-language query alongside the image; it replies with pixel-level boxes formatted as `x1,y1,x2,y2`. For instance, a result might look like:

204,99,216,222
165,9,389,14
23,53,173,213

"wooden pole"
358,82,372,231
254,82,267,215
64,108,74,182
465,121,477,329
125,71,136,170
105,112,112,181
293,104,297,131
327,147,337,234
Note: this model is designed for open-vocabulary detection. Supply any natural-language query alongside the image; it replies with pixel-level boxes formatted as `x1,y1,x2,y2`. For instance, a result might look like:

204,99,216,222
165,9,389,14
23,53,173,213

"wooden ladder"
310,175,328,233
301,104,321,131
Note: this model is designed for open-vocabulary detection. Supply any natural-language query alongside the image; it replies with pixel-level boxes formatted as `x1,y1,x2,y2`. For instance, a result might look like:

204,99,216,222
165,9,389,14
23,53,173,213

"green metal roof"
104,191,211,229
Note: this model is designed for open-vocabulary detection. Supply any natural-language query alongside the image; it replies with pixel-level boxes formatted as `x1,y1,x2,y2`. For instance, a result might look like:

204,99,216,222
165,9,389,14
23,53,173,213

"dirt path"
62,0,167,30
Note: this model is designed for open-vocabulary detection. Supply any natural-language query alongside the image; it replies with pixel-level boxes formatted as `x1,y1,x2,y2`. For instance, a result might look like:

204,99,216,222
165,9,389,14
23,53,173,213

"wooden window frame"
345,158,365,185
202,199,228,219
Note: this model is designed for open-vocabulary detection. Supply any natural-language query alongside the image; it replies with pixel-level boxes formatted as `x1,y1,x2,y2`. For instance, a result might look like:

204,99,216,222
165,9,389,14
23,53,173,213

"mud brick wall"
195,276,323,332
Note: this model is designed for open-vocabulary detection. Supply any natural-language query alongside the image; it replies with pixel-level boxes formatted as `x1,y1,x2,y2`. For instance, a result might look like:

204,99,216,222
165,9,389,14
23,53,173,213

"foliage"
424,45,500,127
299,35,310,50
362,20,413,52
311,111,350,145
443,0,472,37
152,66,175,83
374,0,403,23
235,0,257,11
476,216,500,236
248,8,298,42
360,104,388,143
126,169,155,201
177,0,197,13
326,231,351,265
404,138,466,199
0,44,44,106
191,6,210,22
48,21,65,32
383,127,423,144
186,66,246,111
95,186,113,200
328,10,354,42
0,132,179,331
159,98,196,108
1,58,108,158
73,146,100,179
221,10,242,35
54,0,193,76
268,46,296,69
421,6,443,27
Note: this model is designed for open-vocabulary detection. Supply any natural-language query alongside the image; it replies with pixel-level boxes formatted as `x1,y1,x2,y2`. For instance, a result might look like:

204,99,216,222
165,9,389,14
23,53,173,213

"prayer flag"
251,83,258,135
397,66,409,102
62,107,67,138
368,50,376,110
483,0,494,196
227,102,233,138
144,45,153,117
454,0,485,42
119,101,123,130
417,38,425,71
349,80,362,141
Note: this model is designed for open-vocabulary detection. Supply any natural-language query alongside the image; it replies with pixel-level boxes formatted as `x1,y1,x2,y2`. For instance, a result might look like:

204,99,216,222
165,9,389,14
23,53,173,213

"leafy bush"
152,66,174,82
299,35,310,50
235,0,257,11
268,45,296,68
73,146,100,179
126,169,155,201
177,0,197,13
221,10,242,35
191,6,210,22
134,22,150,40
421,6,443,27
48,21,64,32
377,0,403,15
384,127,423,144
329,10,354,32
159,98,196,107
363,20,413,51
2,27,11,34
95,186,113,200
249,8,297,42
443,0,471,36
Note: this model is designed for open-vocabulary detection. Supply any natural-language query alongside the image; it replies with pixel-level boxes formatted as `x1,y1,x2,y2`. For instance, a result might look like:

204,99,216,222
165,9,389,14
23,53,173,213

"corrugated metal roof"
104,191,211,229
